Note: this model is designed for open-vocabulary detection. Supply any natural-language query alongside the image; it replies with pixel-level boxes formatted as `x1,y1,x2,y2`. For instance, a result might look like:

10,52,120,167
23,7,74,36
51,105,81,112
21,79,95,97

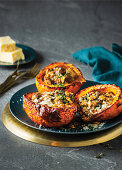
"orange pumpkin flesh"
35,62,86,94
23,91,77,127
75,84,122,122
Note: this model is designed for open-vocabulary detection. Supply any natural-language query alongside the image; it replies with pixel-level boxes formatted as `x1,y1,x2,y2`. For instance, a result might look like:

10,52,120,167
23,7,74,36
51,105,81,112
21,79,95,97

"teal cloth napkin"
72,43,122,88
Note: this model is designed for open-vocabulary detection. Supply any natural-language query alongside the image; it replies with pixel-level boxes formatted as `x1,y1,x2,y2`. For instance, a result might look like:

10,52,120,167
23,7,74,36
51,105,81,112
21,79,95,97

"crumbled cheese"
33,98,38,103
83,126,89,130
83,122,105,131
39,98,53,107
88,100,91,108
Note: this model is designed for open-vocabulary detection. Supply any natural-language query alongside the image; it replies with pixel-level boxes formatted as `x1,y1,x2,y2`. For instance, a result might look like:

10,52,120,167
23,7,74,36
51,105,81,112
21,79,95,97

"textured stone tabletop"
0,1,122,170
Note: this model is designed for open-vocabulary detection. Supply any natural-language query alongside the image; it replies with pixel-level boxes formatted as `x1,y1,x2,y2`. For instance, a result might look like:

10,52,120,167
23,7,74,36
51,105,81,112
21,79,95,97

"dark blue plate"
0,44,36,66
9,81,122,134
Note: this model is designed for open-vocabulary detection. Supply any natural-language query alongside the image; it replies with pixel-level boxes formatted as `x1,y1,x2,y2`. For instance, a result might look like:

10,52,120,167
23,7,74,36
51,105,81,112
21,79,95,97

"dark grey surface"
0,1,122,170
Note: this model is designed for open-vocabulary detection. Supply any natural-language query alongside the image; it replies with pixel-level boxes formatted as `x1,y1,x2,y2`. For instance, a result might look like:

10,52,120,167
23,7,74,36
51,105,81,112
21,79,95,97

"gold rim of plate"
2,103,122,147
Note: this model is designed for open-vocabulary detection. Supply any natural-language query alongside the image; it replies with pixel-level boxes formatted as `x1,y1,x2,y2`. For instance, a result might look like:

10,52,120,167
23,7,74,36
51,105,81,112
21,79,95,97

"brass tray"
2,103,122,147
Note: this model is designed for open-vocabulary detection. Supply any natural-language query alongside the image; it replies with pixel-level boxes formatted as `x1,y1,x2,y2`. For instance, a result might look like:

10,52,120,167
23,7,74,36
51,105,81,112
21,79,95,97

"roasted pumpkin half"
23,90,77,127
35,62,86,94
75,84,122,122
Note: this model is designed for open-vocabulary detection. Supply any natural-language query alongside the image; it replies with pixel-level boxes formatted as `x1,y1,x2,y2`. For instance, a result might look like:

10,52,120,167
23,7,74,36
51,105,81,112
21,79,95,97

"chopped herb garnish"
94,153,104,159
102,143,114,150
57,76,63,79
58,84,64,87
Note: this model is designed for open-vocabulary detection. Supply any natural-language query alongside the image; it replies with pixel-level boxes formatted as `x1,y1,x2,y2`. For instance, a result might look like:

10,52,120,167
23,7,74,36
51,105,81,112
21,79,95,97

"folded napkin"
73,43,122,88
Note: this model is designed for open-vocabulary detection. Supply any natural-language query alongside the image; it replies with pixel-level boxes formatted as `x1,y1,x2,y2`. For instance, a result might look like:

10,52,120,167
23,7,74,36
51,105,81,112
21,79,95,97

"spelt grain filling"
43,66,78,86
79,90,115,115
31,90,75,108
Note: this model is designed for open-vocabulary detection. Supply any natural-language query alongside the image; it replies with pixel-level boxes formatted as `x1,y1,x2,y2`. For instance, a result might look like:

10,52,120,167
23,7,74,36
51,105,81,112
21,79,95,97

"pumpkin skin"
35,62,86,94
75,84,122,122
23,92,77,127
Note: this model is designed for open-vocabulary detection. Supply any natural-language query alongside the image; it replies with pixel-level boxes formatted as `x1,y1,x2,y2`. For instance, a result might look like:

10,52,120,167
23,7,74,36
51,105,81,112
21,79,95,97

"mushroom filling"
31,90,75,107
43,66,78,86
79,90,115,115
